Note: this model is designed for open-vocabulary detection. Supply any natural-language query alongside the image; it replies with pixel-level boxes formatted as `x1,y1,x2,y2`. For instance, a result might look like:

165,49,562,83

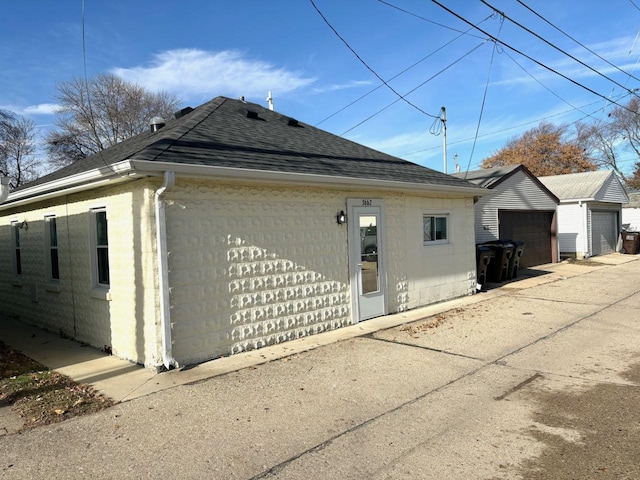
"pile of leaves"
0,340,113,431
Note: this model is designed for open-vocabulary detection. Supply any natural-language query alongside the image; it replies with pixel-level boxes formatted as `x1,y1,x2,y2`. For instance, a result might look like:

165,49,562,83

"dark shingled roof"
25,96,482,192
451,165,520,189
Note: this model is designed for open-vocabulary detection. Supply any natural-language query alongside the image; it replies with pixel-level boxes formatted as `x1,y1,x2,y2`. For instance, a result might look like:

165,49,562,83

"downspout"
579,200,589,258
0,176,10,203
155,171,177,370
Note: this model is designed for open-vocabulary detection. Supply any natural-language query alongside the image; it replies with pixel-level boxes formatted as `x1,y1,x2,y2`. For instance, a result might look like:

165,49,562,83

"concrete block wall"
165,180,477,366
0,181,162,366
166,181,353,365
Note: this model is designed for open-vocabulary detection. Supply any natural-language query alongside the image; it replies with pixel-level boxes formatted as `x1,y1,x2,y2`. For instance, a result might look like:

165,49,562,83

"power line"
501,48,593,119
464,13,504,176
315,13,493,127
516,0,640,85
481,0,638,98
341,40,488,135
401,92,635,158
309,0,439,119
431,0,638,115
377,0,486,40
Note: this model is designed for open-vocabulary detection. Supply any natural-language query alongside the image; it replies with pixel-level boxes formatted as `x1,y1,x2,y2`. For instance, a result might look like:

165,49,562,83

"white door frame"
347,198,387,322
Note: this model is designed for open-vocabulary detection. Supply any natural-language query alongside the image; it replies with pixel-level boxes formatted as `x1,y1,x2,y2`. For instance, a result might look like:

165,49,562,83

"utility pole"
441,106,447,174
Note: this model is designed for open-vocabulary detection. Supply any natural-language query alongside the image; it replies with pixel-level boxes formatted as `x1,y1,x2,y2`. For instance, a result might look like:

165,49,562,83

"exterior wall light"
337,210,347,225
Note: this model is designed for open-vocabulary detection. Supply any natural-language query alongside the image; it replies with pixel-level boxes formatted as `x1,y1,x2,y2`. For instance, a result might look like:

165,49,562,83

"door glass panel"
359,215,379,294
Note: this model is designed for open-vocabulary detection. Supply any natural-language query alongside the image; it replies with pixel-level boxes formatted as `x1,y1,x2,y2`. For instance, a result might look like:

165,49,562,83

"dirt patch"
0,340,113,432
512,363,640,479
566,258,609,267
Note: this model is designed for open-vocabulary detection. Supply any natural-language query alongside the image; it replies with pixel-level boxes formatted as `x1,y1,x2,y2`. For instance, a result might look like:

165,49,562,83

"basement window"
423,214,449,245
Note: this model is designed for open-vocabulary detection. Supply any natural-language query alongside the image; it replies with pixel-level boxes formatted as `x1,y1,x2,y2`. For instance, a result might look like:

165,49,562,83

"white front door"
347,199,386,321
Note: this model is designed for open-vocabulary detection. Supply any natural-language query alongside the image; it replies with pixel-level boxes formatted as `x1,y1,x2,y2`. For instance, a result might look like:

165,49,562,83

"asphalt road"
2,257,639,479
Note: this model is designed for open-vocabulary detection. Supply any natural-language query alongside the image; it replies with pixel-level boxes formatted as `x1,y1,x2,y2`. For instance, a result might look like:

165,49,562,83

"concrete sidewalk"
1,253,639,479
2,253,637,404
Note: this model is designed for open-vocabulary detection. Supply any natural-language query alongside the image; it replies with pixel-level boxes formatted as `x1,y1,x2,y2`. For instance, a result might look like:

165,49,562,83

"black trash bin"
476,245,492,291
620,231,640,254
483,241,514,283
505,240,525,279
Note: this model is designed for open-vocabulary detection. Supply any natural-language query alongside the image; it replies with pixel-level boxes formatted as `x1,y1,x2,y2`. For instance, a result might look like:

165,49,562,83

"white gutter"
155,171,177,370
0,176,10,203
0,158,489,211
127,160,490,197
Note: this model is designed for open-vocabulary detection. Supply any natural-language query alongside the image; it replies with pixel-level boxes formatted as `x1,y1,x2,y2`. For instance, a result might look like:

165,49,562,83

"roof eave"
126,160,490,196
0,159,489,210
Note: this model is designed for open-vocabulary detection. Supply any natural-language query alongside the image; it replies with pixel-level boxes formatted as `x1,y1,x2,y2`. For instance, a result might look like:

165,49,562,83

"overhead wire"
309,0,439,118
377,0,486,39
481,0,639,98
400,91,635,159
315,7,493,128
464,12,505,176
341,39,488,135
315,15,491,127
81,0,118,175
516,0,640,85
431,0,638,115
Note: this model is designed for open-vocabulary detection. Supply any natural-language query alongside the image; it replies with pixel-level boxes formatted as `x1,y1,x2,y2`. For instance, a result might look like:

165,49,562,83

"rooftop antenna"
266,91,274,111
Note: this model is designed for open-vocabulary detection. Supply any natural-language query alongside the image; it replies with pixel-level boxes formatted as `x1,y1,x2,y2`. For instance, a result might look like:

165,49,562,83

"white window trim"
10,220,22,283
44,215,60,285
423,213,451,246
89,207,111,299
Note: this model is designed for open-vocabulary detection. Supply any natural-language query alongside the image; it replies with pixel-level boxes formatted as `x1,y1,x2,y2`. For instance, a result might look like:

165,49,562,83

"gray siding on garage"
473,169,558,243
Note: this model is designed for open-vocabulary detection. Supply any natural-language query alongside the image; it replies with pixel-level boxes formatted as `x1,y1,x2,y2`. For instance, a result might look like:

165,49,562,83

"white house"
622,191,640,231
539,171,628,258
453,165,559,267
0,96,487,369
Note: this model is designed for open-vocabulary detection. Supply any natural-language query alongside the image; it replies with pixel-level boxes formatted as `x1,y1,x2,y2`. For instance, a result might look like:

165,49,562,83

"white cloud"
111,49,316,100
0,103,59,117
21,103,60,115
311,80,374,93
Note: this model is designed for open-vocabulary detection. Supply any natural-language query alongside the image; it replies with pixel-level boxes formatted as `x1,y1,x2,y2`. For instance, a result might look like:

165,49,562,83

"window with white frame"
11,221,22,277
45,215,59,282
91,208,110,287
423,214,449,245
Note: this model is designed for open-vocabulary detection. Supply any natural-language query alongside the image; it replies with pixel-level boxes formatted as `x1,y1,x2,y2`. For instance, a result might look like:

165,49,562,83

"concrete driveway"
1,254,639,479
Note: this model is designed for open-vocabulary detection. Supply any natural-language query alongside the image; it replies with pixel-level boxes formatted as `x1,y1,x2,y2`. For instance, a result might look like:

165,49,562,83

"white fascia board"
127,160,490,197
0,158,489,211
0,161,136,211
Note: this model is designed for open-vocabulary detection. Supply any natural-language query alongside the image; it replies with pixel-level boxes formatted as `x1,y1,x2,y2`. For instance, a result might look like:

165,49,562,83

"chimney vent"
150,116,166,132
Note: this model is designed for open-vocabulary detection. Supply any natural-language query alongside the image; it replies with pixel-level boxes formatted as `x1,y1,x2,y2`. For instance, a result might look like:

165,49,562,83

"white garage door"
591,211,617,256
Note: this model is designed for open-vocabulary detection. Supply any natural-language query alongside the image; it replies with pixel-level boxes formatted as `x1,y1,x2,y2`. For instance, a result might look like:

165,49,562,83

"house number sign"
361,199,373,206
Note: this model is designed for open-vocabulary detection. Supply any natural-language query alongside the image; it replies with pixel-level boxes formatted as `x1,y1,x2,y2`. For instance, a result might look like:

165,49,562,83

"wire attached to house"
341,40,488,135
315,12,493,128
81,0,120,176
309,0,439,119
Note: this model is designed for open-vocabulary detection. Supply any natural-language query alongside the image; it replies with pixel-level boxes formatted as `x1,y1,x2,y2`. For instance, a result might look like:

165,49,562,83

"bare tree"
0,110,39,189
46,74,180,169
481,122,597,176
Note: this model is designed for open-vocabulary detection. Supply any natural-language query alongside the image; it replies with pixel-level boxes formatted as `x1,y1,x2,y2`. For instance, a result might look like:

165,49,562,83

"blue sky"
2,0,640,176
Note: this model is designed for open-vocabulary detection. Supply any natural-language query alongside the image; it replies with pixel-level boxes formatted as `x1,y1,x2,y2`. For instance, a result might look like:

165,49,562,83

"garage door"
591,211,617,256
499,211,554,268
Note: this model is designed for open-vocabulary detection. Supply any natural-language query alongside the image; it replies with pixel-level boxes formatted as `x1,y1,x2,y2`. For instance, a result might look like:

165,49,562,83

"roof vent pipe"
0,176,10,203
150,116,166,132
